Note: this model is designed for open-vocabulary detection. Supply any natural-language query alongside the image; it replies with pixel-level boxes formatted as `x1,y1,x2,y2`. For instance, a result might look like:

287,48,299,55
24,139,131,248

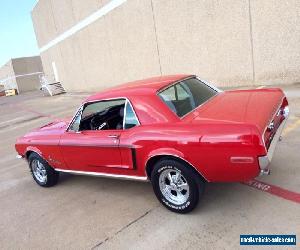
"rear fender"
145,148,209,182
147,148,185,160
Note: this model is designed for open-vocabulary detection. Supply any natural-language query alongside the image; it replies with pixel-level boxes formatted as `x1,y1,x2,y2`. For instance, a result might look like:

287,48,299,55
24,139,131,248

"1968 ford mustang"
15,75,289,213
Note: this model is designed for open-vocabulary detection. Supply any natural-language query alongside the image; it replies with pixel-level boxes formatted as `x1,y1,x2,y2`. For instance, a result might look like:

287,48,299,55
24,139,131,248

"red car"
15,75,289,213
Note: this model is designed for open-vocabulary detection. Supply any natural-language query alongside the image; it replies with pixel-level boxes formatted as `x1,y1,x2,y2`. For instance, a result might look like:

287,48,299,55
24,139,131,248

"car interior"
79,103,125,131
159,84,196,117
164,97,195,117
158,78,217,117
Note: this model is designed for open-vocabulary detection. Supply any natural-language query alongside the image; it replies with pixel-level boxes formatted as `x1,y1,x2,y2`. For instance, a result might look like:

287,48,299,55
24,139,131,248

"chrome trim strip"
266,115,288,161
258,114,288,171
55,168,148,181
157,75,222,95
59,143,134,148
196,76,222,93
67,104,84,131
123,99,128,129
157,75,195,93
261,97,285,149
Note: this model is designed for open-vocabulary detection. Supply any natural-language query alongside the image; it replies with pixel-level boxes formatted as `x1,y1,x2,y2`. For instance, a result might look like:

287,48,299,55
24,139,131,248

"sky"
0,0,39,67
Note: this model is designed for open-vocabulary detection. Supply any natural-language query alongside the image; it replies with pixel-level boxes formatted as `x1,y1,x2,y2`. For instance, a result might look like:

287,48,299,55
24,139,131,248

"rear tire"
151,159,205,213
28,153,59,187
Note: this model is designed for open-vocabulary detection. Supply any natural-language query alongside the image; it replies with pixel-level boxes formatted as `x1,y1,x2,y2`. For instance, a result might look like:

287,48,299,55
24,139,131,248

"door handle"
108,134,119,139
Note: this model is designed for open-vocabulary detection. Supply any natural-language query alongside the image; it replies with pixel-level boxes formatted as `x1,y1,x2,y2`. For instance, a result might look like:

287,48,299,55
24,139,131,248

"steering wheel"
97,122,109,130
90,116,109,130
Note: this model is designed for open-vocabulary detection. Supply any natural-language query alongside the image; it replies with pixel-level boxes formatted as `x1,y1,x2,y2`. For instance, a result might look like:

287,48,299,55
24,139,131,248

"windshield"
158,77,218,117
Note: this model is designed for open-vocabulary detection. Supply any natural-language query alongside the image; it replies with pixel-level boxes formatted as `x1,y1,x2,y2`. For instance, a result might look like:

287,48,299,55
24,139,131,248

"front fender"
25,146,44,159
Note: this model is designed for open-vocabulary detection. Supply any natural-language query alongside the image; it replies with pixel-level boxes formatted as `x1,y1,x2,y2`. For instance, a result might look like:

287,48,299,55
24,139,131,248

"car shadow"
193,182,257,215
57,173,253,214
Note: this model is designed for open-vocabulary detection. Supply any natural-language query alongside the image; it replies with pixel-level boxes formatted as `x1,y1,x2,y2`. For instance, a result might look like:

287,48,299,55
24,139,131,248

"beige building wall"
152,0,254,87
251,0,300,84
32,0,300,91
0,56,43,93
12,57,44,92
0,60,17,90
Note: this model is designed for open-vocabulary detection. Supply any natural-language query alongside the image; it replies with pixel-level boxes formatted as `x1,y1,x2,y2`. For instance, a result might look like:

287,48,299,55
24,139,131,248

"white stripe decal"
39,0,127,53
0,72,43,82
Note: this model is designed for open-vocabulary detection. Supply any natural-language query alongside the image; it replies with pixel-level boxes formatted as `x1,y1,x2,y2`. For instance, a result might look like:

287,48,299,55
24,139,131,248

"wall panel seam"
150,0,162,75
248,0,256,82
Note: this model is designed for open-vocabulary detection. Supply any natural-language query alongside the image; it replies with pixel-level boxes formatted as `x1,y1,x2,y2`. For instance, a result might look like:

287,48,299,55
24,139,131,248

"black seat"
116,107,124,129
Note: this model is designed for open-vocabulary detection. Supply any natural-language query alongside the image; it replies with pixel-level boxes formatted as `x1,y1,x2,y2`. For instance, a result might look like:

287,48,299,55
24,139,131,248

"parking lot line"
282,118,300,136
242,179,300,204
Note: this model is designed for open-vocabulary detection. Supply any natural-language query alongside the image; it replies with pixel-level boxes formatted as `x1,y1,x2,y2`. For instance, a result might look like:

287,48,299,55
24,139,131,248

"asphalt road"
0,85,299,249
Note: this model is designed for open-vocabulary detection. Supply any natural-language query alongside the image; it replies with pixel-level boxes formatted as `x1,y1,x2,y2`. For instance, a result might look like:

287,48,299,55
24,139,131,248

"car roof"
85,74,193,102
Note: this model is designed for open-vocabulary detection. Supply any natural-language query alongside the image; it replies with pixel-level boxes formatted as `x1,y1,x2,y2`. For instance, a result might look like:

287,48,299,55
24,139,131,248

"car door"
59,98,126,173
118,99,141,170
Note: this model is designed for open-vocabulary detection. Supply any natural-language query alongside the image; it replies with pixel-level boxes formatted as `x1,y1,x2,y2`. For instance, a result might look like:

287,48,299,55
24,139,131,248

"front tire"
151,159,205,214
28,153,59,187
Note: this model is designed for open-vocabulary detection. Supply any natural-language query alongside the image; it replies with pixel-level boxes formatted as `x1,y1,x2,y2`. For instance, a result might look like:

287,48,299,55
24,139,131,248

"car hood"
184,88,285,133
23,119,70,138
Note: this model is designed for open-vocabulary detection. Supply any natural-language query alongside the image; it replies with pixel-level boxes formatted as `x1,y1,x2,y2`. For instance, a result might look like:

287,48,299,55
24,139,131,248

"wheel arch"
25,150,34,159
25,146,43,160
25,149,59,173
145,154,208,182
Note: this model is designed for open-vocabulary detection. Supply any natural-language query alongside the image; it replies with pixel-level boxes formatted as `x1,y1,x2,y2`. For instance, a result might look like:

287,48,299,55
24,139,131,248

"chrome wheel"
159,168,190,205
31,159,47,184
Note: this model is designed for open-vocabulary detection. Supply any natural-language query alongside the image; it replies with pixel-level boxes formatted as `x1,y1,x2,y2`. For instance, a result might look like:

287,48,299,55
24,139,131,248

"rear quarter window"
158,77,217,117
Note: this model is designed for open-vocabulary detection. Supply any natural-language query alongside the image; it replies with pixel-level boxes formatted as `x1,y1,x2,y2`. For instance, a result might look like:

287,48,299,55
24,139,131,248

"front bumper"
16,154,24,159
258,111,288,175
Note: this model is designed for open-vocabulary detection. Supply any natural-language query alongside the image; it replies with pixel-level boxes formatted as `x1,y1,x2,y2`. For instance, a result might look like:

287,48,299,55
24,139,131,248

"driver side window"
68,98,140,132
79,99,126,131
